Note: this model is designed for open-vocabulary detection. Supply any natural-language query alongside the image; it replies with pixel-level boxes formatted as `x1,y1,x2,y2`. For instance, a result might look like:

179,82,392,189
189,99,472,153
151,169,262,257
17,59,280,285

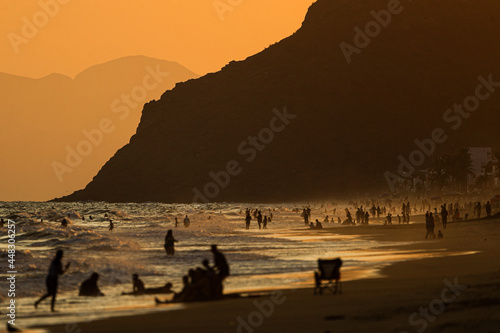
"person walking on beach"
485,201,492,217
425,212,436,239
263,216,268,229
257,211,263,230
175,218,179,228
475,202,482,219
164,230,178,255
34,250,70,312
441,205,448,229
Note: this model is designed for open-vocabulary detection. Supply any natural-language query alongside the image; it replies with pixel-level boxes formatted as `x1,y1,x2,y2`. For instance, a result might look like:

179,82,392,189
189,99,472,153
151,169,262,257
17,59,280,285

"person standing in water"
184,215,190,228
175,217,179,228
263,216,268,229
257,211,263,230
245,211,251,229
35,250,70,312
164,230,178,255
109,220,114,232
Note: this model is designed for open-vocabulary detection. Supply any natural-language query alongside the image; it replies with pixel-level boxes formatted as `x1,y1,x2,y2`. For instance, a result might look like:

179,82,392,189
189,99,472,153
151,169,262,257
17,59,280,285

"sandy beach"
39,216,500,333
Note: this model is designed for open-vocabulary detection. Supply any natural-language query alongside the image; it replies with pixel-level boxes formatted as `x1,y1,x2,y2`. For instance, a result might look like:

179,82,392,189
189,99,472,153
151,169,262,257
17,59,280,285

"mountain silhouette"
1,56,198,201
54,0,500,203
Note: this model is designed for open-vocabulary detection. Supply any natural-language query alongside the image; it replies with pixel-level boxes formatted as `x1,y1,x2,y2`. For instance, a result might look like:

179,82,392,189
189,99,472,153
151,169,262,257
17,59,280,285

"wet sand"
40,216,500,333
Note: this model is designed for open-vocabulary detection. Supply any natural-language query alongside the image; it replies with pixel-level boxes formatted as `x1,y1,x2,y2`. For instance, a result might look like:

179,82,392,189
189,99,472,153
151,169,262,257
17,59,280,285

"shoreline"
36,217,500,333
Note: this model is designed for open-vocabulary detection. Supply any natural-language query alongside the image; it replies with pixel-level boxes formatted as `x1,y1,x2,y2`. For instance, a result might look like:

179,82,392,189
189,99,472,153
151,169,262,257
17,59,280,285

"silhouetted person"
34,250,70,312
211,245,229,281
475,202,481,219
303,209,309,225
184,215,190,227
109,220,114,231
89,216,93,220
485,201,492,217
61,218,69,228
441,205,448,229
132,274,145,294
437,230,443,239
79,272,104,296
245,212,251,229
175,217,179,228
164,229,178,255
315,219,323,229
263,216,268,229
364,211,369,225
425,212,436,239
257,211,263,229
324,216,329,223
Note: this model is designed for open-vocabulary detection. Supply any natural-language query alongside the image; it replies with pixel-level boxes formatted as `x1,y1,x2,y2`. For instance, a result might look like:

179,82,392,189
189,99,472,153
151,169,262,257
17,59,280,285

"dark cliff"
54,0,500,203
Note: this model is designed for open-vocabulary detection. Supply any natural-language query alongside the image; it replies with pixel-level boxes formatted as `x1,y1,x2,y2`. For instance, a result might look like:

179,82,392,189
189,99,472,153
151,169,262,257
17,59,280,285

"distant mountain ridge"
55,0,500,203
0,56,198,201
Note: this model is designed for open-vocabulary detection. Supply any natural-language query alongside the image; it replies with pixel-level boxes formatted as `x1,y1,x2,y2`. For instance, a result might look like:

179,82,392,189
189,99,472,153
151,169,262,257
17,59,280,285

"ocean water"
0,201,459,328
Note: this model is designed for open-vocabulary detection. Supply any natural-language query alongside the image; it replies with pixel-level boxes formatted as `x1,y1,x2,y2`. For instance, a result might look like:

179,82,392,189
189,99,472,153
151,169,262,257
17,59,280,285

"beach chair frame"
314,258,342,295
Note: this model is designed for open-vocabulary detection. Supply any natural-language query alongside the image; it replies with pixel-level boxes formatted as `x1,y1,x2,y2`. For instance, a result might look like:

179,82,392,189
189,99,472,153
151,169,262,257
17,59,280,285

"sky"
1,0,316,78
0,0,316,201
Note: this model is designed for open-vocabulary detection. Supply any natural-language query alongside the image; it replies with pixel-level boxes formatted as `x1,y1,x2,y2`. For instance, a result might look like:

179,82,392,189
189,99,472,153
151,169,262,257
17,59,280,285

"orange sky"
1,0,316,78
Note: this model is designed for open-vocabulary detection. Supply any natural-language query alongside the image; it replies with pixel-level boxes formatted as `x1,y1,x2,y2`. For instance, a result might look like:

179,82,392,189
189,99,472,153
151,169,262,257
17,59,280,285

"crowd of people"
244,208,273,229
33,244,230,312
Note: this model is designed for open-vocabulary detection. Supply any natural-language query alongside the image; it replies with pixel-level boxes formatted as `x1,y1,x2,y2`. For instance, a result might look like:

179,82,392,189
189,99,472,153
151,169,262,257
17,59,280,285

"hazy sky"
1,0,316,78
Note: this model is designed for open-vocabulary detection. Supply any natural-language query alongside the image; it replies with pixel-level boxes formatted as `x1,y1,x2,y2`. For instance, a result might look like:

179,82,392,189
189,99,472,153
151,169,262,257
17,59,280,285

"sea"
0,201,458,329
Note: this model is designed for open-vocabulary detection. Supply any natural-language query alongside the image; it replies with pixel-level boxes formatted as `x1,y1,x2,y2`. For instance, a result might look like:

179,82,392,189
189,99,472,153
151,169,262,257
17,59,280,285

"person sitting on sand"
310,222,315,229
315,219,323,229
133,273,145,294
164,229,178,255
156,276,188,304
79,272,105,297
324,216,329,223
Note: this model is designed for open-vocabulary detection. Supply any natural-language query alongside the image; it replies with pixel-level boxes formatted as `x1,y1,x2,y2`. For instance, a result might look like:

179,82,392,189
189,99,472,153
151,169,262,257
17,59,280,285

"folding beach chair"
314,258,342,295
